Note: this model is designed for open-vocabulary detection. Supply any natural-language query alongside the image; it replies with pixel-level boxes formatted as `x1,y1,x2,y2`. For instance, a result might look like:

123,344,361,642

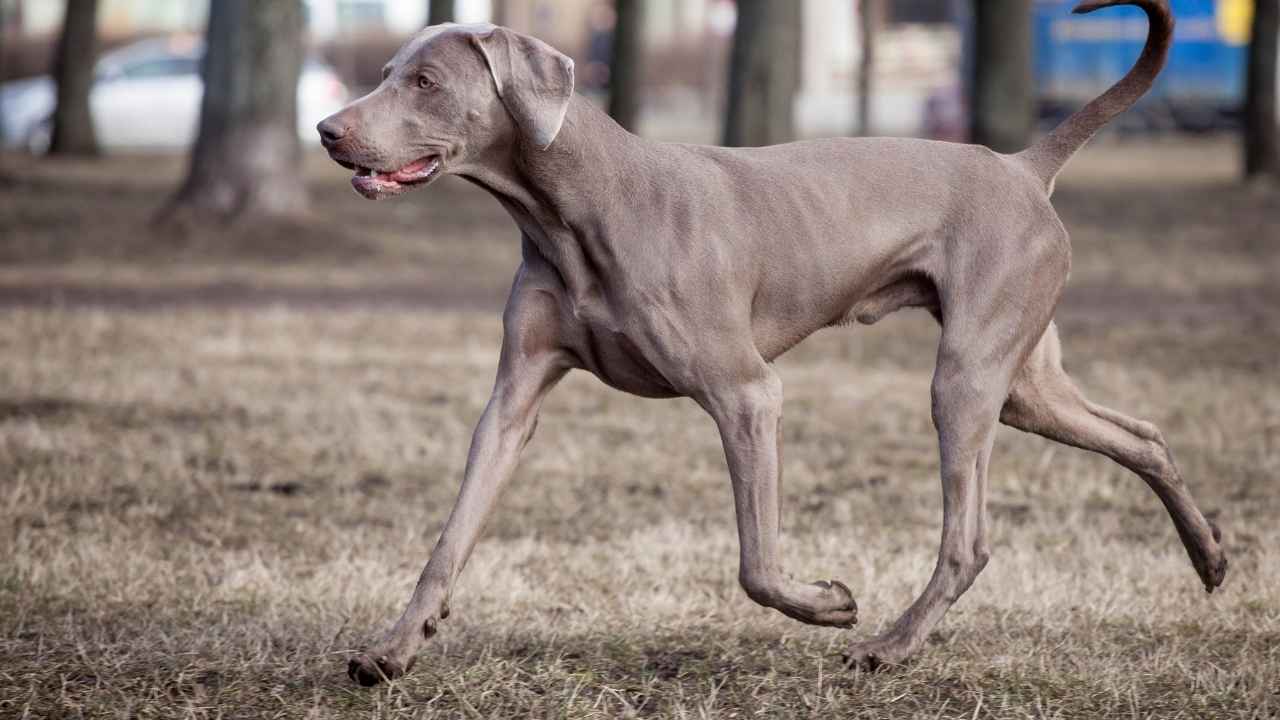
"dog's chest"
562,301,683,399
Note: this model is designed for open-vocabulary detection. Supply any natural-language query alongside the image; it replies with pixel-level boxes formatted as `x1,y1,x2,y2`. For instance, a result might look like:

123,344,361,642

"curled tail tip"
1072,1,1108,13
1073,0,1169,14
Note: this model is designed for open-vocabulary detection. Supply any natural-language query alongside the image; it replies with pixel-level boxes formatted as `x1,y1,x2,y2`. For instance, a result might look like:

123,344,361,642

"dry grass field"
1,138,1277,718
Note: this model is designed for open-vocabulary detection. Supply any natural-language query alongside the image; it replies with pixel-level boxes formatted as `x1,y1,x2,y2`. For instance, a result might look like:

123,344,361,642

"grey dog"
318,0,1227,686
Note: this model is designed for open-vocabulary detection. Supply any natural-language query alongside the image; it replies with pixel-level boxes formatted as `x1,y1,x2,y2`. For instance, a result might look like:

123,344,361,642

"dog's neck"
460,96,642,303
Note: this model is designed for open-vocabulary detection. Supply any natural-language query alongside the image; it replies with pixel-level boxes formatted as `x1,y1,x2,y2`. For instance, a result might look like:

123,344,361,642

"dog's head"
317,24,575,200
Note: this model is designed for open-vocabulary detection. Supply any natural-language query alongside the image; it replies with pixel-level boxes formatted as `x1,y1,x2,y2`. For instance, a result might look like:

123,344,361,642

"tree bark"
969,0,1034,153
161,0,306,220
429,0,456,26
722,0,802,147
1245,0,1280,178
50,0,100,155
608,0,644,132
856,0,882,136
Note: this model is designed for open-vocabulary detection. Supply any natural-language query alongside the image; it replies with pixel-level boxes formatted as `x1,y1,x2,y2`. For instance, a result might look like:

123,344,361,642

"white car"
0,36,349,153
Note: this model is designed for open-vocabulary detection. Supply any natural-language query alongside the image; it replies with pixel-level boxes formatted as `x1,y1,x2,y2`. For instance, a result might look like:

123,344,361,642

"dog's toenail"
423,617,438,638
831,579,855,601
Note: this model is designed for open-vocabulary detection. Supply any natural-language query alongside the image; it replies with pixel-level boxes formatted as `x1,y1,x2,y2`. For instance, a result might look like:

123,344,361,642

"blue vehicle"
1034,0,1252,130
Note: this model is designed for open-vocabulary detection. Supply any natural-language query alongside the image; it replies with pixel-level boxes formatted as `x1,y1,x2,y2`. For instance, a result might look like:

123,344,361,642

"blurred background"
1,3,1278,717
0,0,1275,150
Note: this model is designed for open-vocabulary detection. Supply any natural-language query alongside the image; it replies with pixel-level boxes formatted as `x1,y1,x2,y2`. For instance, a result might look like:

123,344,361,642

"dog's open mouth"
349,156,442,200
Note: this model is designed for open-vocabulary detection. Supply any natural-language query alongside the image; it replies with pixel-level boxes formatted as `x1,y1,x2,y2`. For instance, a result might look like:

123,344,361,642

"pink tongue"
378,158,432,182
398,158,431,174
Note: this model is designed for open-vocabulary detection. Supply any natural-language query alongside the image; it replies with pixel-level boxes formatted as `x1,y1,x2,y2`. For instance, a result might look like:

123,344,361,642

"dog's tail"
1017,0,1174,192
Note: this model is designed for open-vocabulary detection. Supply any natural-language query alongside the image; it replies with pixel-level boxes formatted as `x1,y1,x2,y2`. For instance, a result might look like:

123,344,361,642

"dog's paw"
347,652,415,687
841,637,910,673
774,579,859,628
809,579,859,627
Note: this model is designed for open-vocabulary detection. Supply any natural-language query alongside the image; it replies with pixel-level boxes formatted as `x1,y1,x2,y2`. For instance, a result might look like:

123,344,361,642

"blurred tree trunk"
50,0,100,155
970,0,1034,152
608,0,644,132
1245,0,1279,178
491,0,509,27
723,0,801,147
161,0,306,221
429,0,456,25
856,0,883,136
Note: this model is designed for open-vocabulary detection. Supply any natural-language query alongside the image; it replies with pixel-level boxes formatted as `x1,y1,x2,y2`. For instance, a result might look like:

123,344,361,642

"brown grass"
1,138,1278,718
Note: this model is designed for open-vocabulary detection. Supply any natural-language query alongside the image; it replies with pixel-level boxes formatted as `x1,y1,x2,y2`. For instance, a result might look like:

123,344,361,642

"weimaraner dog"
318,0,1226,685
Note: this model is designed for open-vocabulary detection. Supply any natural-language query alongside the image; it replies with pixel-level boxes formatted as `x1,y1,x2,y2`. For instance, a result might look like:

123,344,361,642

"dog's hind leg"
1000,321,1228,592
844,229,1067,671
702,362,860,628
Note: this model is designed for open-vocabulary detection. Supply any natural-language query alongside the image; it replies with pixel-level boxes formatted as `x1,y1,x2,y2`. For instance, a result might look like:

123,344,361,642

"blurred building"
4,0,206,34
1033,0,1260,131
0,0,494,36
306,0,494,38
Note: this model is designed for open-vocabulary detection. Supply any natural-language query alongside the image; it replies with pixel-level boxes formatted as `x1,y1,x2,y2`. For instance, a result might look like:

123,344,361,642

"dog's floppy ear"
471,27,574,150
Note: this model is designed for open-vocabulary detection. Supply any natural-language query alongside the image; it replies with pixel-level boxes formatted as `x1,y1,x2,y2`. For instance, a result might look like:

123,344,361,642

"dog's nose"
317,118,348,146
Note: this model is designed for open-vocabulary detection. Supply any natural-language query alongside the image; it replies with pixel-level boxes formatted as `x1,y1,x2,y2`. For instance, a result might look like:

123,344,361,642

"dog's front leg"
702,366,859,628
348,313,568,686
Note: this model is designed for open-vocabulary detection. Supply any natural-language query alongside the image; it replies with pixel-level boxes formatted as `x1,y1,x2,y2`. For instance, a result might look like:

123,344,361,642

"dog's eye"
417,75,439,91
